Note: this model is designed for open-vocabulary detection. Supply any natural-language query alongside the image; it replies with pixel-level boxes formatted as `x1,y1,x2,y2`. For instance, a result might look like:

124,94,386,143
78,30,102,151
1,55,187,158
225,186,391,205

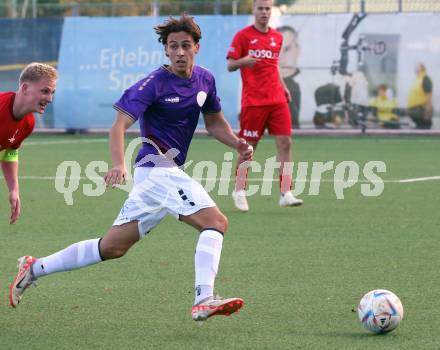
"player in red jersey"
0,63,57,224
226,0,303,212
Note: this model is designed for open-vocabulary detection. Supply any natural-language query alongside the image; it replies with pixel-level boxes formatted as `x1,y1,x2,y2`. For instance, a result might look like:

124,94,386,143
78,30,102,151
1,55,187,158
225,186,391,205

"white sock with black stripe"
194,229,223,305
32,238,103,278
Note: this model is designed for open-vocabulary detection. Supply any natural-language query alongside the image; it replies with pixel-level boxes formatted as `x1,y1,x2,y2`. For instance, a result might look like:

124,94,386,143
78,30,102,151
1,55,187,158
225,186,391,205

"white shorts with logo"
113,166,216,238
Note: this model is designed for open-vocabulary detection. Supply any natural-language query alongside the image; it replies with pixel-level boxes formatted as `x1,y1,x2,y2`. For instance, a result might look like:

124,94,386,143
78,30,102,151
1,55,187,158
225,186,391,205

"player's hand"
104,165,127,188
9,190,21,224
241,55,260,68
236,139,253,162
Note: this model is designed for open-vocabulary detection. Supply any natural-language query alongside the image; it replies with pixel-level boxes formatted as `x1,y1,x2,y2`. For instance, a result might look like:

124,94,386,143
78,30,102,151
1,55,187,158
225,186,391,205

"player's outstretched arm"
104,112,135,188
203,112,253,161
1,159,20,224
227,56,260,72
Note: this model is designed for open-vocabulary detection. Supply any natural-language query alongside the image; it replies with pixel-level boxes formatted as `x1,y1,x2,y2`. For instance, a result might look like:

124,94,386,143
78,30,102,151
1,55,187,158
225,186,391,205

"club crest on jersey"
243,129,259,138
8,129,19,143
269,37,277,47
165,97,180,103
196,91,207,107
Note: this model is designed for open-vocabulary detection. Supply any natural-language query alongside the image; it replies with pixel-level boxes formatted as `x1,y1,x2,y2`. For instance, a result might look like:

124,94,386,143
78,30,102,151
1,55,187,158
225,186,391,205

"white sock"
194,229,223,305
32,238,103,278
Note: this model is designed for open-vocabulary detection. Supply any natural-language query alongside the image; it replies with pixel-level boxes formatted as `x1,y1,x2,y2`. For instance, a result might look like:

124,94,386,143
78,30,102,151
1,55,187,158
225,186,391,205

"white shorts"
113,166,216,237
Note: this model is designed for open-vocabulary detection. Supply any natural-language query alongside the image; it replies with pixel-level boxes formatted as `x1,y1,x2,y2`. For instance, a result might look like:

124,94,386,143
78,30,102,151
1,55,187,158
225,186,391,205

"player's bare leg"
275,135,303,207
99,221,140,259
181,207,244,321
232,140,257,212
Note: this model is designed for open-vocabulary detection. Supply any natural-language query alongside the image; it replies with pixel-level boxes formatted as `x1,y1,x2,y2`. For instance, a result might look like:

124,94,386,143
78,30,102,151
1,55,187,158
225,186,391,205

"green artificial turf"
0,134,439,349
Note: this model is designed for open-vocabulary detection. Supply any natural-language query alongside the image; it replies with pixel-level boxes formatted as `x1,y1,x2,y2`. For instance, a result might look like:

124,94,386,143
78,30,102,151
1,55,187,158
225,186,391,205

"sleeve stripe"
113,105,137,121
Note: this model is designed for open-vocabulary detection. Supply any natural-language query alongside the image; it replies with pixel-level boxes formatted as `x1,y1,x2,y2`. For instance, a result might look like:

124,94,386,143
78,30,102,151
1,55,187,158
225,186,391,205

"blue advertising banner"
54,16,249,129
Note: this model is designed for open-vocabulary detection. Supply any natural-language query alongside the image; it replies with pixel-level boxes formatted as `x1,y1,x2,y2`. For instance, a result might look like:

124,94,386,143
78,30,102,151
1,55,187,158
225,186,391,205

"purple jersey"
114,65,221,167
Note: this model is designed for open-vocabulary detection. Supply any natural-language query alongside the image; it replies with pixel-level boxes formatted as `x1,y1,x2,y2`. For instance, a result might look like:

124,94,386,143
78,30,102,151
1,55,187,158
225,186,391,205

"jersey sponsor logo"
250,39,258,44
228,46,236,53
165,97,180,103
248,49,278,59
243,129,259,138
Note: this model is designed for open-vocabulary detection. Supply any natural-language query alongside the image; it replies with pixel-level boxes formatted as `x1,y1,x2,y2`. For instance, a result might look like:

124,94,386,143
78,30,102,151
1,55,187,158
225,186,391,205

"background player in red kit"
226,0,303,212
0,62,58,224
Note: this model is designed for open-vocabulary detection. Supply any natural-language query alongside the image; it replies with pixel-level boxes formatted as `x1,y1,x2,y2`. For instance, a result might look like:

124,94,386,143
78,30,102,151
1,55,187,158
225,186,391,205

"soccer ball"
357,289,404,334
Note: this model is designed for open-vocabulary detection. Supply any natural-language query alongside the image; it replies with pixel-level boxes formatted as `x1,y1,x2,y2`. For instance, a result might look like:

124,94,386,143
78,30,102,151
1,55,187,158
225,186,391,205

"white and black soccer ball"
357,289,404,334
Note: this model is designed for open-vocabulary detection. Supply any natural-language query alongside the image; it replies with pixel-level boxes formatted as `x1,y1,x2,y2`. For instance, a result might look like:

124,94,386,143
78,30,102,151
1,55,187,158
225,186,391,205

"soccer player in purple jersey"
9,15,253,322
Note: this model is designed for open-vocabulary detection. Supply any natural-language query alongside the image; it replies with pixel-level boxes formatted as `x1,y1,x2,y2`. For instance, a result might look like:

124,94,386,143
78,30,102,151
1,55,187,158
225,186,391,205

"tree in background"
275,0,297,5
1,0,257,18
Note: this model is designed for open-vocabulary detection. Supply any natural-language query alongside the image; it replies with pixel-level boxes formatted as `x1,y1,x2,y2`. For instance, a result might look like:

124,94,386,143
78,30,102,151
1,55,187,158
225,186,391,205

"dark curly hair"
155,14,202,45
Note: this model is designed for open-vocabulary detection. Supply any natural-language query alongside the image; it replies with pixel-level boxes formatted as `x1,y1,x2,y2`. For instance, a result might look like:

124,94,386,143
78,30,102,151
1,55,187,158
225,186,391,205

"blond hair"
19,62,58,84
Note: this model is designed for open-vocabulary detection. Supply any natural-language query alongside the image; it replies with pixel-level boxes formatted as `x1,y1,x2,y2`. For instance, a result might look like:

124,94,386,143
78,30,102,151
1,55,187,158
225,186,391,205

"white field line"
398,176,440,183
24,137,440,147
23,139,107,146
9,135,440,184
2,176,439,183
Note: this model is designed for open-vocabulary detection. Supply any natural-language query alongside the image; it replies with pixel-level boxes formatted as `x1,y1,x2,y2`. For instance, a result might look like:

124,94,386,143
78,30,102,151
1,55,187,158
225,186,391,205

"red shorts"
238,103,292,142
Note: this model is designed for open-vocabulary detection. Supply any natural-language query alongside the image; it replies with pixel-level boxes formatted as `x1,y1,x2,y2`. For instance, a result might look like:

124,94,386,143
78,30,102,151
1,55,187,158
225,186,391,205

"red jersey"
0,92,35,151
227,25,286,107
